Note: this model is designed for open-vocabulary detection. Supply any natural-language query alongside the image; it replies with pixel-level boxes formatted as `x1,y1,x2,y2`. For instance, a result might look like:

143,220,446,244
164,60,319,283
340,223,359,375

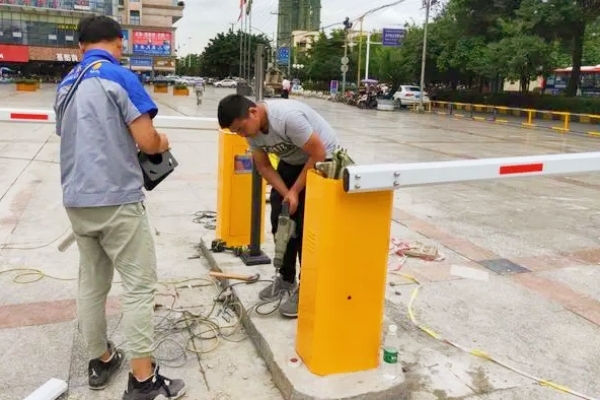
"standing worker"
53,15,186,400
195,78,205,105
217,94,339,317
281,76,291,99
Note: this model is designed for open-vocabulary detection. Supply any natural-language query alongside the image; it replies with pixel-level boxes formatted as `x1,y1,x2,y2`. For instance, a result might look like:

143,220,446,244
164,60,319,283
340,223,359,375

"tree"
305,30,346,83
517,0,600,96
198,29,271,78
176,54,201,76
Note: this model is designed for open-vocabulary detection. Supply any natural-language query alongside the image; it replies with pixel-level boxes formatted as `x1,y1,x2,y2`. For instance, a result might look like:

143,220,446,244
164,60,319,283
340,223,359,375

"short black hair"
217,94,256,128
77,15,123,44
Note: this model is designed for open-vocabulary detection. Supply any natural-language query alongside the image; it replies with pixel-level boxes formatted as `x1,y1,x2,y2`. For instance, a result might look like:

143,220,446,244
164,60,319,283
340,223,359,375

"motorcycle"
357,92,378,109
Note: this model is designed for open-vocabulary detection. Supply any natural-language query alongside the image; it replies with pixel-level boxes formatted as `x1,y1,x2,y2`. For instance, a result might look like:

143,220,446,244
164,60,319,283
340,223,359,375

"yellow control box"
215,130,265,247
296,170,394,376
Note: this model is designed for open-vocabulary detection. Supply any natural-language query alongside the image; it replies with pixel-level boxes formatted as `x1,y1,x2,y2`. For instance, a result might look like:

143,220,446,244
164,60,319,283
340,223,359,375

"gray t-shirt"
247,99,339,165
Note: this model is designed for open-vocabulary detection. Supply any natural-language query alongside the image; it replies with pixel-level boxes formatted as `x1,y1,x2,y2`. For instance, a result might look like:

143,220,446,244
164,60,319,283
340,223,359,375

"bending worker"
217,94,339,317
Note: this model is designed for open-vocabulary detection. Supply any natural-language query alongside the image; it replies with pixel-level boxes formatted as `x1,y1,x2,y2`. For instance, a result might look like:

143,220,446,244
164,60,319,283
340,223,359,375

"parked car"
215,79,238,88
393,85,430,107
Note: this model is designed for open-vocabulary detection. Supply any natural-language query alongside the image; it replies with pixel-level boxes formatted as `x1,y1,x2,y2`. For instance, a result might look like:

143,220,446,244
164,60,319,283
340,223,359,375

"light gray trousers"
66,202,157,360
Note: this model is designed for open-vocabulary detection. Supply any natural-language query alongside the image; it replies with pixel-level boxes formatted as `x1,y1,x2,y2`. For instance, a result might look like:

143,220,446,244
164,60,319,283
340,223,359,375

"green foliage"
176,54,201,76
154,81,168,87
197,29,270,78
203,0,600,101
305,30,346,83
174,83,188,90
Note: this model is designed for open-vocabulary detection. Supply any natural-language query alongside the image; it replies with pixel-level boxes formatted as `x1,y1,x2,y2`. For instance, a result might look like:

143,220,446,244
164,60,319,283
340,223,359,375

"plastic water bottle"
382,324,401,380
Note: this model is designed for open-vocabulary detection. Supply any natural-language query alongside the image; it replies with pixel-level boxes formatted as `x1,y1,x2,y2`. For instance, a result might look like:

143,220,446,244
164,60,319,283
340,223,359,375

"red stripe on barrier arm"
499,163,544,175
10,113,49,121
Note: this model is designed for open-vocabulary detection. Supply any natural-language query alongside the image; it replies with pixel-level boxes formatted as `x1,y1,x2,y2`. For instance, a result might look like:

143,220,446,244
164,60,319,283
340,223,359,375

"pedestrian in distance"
217,94,339,317
281,76,291,99
53,15,186,400
195,79,205,105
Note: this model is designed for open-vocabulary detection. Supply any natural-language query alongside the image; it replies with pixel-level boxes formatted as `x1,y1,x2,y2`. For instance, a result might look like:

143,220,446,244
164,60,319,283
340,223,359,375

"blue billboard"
132,31,172,56
382,28,406,47
122,30,129,53
277,46,289,65
130,57,153,67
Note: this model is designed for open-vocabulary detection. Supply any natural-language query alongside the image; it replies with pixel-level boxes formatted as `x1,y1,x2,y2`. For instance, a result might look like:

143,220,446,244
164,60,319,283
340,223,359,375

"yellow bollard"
296,170,393,376
551,112,570,133
215,130,265,248
522,109,536,128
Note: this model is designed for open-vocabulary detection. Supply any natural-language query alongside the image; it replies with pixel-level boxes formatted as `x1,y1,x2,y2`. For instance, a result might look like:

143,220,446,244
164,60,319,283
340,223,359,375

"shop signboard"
153,58,175,69
56,53,79,62
382,28,406,47
73,0,90,10
130,57,153,67
0,44,29,62
132,31,172,56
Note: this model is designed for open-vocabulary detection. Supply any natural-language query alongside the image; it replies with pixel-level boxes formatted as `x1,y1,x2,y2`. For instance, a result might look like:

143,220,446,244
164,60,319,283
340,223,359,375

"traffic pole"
240,43,271,266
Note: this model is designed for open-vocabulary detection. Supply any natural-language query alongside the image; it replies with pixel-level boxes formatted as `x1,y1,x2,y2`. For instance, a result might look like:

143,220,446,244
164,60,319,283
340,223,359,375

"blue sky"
174,0,428,55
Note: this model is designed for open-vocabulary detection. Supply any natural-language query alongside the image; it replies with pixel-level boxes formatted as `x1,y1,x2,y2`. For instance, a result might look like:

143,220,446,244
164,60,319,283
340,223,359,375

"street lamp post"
342,30,348,94
271,11,292,76
418,0,431,112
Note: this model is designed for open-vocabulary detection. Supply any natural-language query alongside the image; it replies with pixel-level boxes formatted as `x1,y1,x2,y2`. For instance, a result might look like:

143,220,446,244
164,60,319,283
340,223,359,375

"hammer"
208,271,260,283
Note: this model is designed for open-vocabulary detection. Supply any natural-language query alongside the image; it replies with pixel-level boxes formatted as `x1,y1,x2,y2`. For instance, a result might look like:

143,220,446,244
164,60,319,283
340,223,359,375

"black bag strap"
58,60,109,119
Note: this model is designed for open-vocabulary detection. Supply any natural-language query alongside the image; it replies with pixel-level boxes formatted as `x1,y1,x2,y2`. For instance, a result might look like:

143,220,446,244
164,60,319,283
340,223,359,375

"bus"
544,65,600,96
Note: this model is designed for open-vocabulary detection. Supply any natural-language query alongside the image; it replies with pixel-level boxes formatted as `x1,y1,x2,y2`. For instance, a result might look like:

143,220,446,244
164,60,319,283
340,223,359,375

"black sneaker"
122,363,186,400
88,341,125,390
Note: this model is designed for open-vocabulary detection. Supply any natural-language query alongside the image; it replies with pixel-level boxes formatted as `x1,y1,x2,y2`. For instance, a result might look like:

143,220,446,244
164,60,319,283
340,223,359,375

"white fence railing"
0,108,218,130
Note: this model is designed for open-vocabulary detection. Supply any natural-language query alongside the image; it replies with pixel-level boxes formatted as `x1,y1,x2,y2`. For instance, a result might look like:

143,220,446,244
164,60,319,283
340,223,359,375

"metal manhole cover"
477,258,530,275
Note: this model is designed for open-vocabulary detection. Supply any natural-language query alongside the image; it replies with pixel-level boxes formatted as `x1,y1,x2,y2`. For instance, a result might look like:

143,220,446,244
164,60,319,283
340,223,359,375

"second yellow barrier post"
296,170,393,376
214,130,265,249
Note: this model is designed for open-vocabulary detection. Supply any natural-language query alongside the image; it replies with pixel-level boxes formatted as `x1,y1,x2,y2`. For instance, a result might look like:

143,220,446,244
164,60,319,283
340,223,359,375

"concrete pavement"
0,84,599,399
0,84,280,400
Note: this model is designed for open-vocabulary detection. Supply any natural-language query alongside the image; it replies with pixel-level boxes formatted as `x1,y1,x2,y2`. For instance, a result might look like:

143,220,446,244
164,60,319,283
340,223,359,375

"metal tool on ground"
315,147,355,180
273,202,296,272
58,233,75,252
210,239,243,256
208,271,260,283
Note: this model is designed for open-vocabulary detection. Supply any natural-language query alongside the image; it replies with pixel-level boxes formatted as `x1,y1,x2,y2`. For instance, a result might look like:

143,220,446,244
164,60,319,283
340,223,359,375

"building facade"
117,0,182,75
0,0,182,77
276,0,320,49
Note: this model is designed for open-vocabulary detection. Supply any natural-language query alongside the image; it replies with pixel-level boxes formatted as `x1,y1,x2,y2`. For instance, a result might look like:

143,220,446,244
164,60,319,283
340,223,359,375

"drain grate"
477,258,530,275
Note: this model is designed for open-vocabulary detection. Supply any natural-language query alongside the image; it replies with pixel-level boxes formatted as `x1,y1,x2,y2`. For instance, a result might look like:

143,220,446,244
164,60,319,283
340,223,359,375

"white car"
393,85,430,107
215,79,237,88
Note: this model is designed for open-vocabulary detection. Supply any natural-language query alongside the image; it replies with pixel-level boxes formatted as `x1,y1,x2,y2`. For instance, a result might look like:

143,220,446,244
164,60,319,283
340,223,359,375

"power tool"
273,202,296,271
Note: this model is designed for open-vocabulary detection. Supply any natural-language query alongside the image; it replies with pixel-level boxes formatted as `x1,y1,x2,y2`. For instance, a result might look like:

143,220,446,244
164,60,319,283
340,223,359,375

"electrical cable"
0,227,71,251
192,210,217,230
15,208,589,398
399,272,600,400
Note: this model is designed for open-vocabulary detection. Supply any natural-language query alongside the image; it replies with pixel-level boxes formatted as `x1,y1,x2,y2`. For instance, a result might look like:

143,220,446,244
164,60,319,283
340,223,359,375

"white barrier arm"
343,152,600,193
0,108,219,130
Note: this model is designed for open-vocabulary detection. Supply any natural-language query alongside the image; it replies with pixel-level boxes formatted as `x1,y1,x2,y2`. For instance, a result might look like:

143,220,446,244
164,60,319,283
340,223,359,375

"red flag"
237,0,246,21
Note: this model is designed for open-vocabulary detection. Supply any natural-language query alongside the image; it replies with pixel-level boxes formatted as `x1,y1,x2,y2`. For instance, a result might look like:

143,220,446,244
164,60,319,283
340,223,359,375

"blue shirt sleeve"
121,69,158,119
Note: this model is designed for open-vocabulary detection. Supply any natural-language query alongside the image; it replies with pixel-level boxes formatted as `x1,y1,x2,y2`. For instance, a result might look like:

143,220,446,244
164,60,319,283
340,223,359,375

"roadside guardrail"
415,101,600,136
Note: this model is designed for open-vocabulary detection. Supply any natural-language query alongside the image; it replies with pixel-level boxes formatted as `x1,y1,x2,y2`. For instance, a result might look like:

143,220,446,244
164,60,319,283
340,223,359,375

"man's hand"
158,133,170,153
283,189,299,215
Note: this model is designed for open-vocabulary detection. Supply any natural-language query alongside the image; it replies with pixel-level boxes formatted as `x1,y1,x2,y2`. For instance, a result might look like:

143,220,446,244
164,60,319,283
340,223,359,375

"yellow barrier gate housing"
215,130,265,247
296,170,393,376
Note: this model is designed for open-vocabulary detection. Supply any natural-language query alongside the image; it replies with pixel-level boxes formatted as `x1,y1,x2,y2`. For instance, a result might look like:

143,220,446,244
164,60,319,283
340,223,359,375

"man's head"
217,94,263,137
77,16,124,59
